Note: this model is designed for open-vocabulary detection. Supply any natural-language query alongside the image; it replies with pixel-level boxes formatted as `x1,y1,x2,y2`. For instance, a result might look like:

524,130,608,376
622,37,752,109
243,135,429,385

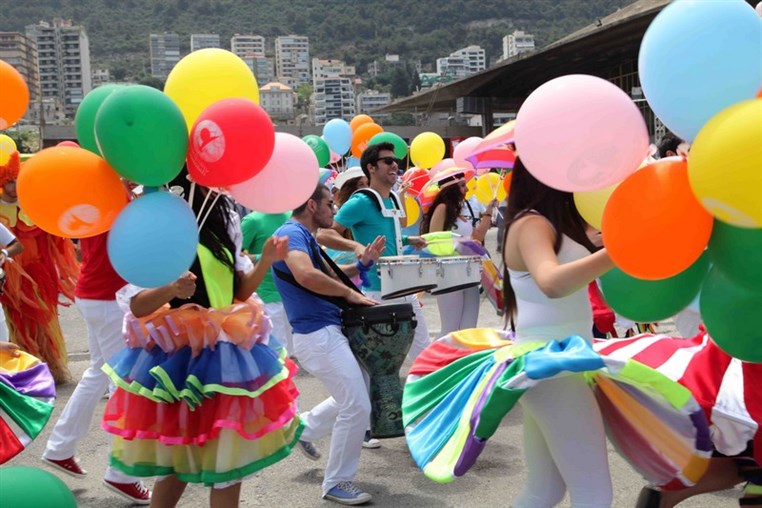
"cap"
333,166,365,190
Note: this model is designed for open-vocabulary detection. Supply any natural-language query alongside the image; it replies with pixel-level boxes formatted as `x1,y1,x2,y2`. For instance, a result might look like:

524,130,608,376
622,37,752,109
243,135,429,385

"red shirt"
74,233,126,300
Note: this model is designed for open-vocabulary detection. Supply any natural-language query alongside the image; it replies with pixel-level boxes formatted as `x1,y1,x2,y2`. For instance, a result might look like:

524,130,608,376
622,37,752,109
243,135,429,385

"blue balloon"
318,167,334,184
108,192,198,288
346,156,361,168
322,118,352,155
639,0,762,141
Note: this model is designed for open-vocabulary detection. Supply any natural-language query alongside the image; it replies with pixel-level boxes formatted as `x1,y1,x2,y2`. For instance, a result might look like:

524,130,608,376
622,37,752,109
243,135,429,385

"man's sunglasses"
375,156,400,166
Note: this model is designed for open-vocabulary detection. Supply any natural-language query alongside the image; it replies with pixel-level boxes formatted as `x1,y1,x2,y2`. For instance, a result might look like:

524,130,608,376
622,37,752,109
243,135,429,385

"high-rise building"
0,32,40,104
231,34,265,58
241,54,273,85
356,90,391,118
91,68,111,87
312,58,355,82
502,30,535,60
259,82,296,121
190,33,220,52
149,32,181,79
313,77,355,125
274,35,310,85
25,19,91,118
436,45,485,79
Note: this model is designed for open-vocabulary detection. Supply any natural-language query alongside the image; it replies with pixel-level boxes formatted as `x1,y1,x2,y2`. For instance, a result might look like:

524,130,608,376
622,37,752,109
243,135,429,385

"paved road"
6,232,741,507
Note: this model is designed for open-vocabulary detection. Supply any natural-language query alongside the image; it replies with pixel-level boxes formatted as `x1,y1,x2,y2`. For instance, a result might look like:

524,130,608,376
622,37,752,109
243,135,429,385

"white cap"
333,166,365,191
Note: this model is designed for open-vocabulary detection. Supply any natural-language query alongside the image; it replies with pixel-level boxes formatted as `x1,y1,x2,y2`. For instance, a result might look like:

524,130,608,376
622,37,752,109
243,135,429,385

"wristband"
401,235,409,246
356,259,374,272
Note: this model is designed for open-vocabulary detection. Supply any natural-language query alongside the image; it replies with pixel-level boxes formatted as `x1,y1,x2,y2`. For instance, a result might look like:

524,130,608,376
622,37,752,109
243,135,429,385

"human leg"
149,475,187,508
210,482,242,508
406,294,430,360
265,302,293,355
460,285,481,330
436,290,466,336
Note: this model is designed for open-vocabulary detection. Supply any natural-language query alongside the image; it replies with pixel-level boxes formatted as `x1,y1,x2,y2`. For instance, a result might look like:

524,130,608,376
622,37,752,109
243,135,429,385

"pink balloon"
329,148,341,164
57,140,80,148
452,136,482,169
227,132,319,213
514,74,649,192
429,158,456,178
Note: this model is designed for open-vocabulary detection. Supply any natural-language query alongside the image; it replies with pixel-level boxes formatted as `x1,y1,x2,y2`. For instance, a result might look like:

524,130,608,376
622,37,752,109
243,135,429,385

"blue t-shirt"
272,220,342,334
334,192,402,291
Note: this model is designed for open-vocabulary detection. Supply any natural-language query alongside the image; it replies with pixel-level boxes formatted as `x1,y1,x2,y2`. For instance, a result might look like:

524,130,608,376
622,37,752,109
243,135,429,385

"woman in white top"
502,158,614,507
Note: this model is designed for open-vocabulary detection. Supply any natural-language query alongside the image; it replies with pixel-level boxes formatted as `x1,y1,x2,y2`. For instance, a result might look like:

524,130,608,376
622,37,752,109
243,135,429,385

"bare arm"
284,250,376,306
316,222,364,256
236,236,288,301
428,204,447,233
130,272,197,317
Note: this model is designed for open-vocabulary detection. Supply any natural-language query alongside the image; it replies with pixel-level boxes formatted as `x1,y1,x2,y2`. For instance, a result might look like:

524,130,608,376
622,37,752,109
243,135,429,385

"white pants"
0,303,8,341
513,375,612,508
364,291,430,361
435,286,480,337
293,325,371,494
265,301,293,355
43,298,137,483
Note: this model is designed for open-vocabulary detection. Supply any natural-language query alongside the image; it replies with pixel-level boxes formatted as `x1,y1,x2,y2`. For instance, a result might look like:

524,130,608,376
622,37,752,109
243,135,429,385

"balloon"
351,122,383,158
401,167,430,197
302,134,331,167
56,140,79,148
0,134,17,165
502,171,512,195
602,158,713,280
95,85,188,186
410,132,445,169
322,118,352,155
465,177,477,200
453,136,483,169
17,147,129,238
404,193,421,226
350,114,373,132
688,99,762,228
0,60,29,129
228,132,319,213
369,131,409,159
638,0,762,141
707,219,762,290
165,48,259,130
599,253,709,322
429,158,456,178
0,467,76,508
75,84,124,155
700,266,762,362
346,156,360,169
474,173,507,205
329,149,341,164
574,184,618,230
318,167,334,185
515,74,649,192
108,191,198,288
187,98,275,188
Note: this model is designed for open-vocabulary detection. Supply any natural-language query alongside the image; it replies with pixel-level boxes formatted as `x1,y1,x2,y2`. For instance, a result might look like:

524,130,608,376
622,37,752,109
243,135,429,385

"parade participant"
272,184,384,506
317,143,430,359
0,222,23,341
0,151,79,384
334,166,368,209
100,168,301,508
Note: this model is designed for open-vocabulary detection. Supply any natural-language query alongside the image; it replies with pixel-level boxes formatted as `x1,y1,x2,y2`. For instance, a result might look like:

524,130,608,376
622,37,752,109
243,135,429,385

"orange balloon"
602,158,713,280
350,114,374,132
502,171,513,195
351,122,384,158
17,147,129,238
0,60,30,129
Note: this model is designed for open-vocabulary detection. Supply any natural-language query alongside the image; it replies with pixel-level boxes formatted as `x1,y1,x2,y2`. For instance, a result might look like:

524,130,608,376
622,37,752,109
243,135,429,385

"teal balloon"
708,219,762,290
599,253,709,322
700,266,762,362
302,135,331,167
95,85,188,186
370,131,409,159
75,84,124,155
0,467,77,508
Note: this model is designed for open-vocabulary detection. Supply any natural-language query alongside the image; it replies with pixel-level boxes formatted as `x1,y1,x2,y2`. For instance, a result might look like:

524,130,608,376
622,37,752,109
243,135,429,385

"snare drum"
430,256,483,295
378,256,439,300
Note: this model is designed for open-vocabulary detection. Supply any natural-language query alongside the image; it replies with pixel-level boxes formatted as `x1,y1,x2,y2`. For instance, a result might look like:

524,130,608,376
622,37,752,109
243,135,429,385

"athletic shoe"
362,431,381,449
42,456,87,477
297,439,321,460
103,480,151,505
323,481,372,505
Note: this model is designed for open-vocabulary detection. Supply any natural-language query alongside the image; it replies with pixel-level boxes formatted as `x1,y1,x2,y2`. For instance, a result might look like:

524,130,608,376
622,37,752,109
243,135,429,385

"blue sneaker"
297,440,321,461
323,482,372,505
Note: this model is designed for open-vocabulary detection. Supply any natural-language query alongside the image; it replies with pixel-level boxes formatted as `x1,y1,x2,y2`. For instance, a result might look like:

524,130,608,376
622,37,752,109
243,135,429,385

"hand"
486,199,498,215
261,236,289,264
346,290,378,307
407,236,427,250
0,341,20,357
587,227,604,248
0,253,5,266
171,272,197,300
359,236,385,265
398,181,411,194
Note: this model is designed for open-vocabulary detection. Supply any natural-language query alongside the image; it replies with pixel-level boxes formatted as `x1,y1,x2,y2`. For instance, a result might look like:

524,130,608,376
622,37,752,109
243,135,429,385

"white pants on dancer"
513,374,612,508
435,286,480,337
294,325,371,495
43,298,137,483
265,301,293,355
364,291,429,360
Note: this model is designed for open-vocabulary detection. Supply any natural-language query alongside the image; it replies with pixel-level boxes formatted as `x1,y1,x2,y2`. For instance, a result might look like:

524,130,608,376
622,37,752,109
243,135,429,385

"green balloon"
95,85,188,186
75,84,124,155
599,253,709,322
708,219,762,290
369,131,409,159
0,467,77,508
700,266,762,362
302,135,331,167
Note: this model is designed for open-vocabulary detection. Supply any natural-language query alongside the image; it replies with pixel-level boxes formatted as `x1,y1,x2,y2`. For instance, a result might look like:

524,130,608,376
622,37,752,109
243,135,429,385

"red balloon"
187,98,275,187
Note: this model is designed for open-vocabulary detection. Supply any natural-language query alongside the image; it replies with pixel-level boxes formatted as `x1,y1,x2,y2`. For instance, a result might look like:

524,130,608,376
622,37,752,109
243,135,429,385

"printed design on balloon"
57,204,101,236
193,120,226,163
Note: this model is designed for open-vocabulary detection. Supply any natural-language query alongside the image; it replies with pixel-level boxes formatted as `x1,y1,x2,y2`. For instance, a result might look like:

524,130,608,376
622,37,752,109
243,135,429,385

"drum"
430,256,483,295
377,255,439,300
342,303,416,438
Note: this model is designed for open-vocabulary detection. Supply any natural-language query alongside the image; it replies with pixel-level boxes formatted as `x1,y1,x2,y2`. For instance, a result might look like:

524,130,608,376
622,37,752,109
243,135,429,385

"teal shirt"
334,193,403,291
240,211,291,303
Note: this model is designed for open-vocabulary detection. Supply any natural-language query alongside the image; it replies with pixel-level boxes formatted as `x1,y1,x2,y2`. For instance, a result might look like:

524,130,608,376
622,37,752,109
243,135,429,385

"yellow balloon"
165,48,260,130
0,134,17,165
474,173,507,205
404,193,420,225
465,178,477,199
688,99,762,228
410,131,445,169
574,184,618,230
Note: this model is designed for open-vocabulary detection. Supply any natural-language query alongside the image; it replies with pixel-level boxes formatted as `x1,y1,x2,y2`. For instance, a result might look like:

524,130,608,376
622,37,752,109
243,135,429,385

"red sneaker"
103,480,151,505
42,456,87,477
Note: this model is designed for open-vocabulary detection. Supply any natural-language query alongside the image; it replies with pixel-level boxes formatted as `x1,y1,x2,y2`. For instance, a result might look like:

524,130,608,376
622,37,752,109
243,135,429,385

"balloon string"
188,181,197,211
195,187,211,224
198,191,221,232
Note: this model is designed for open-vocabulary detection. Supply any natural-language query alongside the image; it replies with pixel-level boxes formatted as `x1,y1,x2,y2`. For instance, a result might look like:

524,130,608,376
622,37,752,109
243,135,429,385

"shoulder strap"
464,199,478,227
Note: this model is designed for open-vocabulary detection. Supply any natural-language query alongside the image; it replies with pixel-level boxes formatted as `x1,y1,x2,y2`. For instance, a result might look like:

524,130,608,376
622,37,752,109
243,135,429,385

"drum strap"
464,199,479,228
353,188,405,254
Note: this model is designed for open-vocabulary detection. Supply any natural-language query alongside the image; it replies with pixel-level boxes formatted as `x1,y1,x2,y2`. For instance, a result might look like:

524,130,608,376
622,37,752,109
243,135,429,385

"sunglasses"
375,156,400,166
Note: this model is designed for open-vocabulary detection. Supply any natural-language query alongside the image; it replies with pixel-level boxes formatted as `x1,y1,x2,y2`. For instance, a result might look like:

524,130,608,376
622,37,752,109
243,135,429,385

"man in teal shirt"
241,211,292,353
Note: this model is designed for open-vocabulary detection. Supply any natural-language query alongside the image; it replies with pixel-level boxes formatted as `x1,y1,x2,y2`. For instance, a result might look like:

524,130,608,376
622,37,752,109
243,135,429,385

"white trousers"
364,291,430,361
43,298,136,483
435,286,481,337
265,301,293,355
293,325,371,494
513,375,612,508
0,303,9,341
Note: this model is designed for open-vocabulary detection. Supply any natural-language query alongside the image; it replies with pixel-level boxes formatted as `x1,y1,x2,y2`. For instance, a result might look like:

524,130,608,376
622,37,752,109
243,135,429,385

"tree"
138,75,165,90
111,65,128,81
296,83,313,116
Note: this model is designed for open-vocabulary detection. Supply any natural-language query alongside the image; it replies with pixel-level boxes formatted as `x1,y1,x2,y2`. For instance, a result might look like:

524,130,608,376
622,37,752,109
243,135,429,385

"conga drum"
342,303,416,438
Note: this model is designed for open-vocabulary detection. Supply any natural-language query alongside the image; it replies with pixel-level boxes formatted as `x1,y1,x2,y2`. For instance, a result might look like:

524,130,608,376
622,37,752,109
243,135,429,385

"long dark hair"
419,179,465,234
336,176,366,208
501,157,597,326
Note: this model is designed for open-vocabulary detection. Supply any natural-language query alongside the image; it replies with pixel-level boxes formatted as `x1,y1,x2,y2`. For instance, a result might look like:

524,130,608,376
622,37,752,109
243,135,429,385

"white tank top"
452,202,476,239
507,223,593,344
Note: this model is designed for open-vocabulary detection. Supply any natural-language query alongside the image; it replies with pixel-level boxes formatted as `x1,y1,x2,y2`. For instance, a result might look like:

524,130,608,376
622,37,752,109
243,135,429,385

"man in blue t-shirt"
272,184,384,506
317,142,431,359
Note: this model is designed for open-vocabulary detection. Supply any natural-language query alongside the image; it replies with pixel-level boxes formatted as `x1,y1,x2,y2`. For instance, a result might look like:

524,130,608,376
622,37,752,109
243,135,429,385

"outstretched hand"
261,236,289,264
171,271,197,300
359,236,386,266
407,236,427,250
346,291,378,307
